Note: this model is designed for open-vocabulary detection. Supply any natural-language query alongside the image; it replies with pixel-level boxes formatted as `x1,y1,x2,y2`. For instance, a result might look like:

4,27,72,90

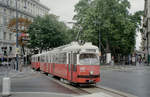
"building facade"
143,0,150,63
0,0,49,59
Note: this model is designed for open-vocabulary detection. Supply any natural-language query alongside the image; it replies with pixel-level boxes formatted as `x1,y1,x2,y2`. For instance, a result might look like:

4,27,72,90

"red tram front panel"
68,65,100,84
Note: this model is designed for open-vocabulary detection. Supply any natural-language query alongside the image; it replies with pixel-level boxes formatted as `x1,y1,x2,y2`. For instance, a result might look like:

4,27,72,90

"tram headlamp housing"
90,71,94,75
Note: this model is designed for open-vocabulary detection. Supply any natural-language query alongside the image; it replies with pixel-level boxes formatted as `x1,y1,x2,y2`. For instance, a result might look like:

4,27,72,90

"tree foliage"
8,18,32,55
74,0,143,56
8,18,31,33
28,14,71,53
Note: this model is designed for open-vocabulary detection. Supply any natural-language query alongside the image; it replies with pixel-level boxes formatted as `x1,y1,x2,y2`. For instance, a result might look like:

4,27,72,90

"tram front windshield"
79,53,99,65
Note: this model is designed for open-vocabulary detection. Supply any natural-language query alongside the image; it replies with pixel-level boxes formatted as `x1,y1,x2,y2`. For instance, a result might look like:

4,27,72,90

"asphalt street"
99,66,150,97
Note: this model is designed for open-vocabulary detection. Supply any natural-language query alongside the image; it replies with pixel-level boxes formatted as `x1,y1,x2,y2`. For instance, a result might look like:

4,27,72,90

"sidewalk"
0,92,73,97
101,64,150,71
0,66,34,78
0,92,121,97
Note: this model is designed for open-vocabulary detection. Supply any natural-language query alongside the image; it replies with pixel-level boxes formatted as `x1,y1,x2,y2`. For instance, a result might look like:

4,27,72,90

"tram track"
38,71,90,95
37,71,137,97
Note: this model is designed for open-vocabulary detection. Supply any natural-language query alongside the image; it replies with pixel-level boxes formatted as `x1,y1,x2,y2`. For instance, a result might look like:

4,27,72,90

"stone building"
0,0,49,60
142,0,150,63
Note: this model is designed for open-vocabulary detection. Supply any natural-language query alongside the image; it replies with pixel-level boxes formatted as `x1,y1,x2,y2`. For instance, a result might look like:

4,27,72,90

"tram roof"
33,41,99,56
63,42,99,52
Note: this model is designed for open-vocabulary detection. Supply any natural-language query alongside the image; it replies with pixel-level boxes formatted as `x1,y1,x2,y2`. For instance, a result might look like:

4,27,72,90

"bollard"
2,77,11,97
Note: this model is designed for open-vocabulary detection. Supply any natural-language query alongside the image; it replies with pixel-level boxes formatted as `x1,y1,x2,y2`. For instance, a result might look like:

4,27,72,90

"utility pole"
15,0,19,71
98,23,101,65
96,2,101,65
147,20,149,66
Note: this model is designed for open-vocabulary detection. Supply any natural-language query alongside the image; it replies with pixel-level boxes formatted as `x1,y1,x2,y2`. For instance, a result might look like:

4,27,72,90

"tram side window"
32,57,34,62
63,53,67,64
58,53,62,64
73,53,77,64
46,55,48,63
54,54,57,63
59,53,67,64
54,54,56,63
55,54,58,64
32,57,33,62
57,54,60,64
53,55,55,63
41,56,43,62
40,56,41,62
33,57,35,62
37,57,38,62
35,57,37,62
38,57,40,62
68,53,71,64
44,55,46,63
48,54,51,63
50,55,53,63
50,55,52,63
48,54,50,63
41,56,45,62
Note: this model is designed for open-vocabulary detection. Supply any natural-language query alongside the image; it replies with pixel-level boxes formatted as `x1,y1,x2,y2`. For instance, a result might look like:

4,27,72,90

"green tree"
28,14,70,53
74,0,143,61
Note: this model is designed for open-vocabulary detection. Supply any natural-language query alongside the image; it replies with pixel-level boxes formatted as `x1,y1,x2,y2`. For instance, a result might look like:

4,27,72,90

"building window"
9,33,12,40
4,32,6,40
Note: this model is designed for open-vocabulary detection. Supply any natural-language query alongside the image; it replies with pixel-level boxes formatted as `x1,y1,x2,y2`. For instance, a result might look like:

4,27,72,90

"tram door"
68,52,73,81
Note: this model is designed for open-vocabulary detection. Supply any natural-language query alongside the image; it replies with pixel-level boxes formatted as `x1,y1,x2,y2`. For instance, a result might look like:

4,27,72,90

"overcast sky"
41,0,144,50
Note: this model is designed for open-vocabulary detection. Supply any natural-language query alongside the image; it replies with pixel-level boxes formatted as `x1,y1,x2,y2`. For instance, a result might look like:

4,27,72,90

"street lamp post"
98,23,101,64
15,0,19,71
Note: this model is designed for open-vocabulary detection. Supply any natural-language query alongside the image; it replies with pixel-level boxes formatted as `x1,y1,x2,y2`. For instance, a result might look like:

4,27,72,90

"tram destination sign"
86,49,96,52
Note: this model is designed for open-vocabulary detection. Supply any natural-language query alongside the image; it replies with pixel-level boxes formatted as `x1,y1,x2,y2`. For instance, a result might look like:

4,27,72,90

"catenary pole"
15,0,19,71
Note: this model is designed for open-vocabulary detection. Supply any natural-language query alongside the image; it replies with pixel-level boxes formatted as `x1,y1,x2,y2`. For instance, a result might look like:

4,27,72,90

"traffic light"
4,51,7,56
9,47,12,52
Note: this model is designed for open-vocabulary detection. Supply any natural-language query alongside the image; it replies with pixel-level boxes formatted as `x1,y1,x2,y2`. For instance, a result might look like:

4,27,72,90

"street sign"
99,52,101,56
16,48,20,54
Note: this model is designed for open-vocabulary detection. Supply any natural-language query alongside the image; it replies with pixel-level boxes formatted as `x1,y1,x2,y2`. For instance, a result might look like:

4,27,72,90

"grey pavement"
0,92,73,97
0,66,77,97
99,65,150,97
0,92,114,97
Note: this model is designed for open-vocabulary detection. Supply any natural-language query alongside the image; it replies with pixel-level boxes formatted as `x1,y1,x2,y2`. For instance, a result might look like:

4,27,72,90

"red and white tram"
31,42,100,84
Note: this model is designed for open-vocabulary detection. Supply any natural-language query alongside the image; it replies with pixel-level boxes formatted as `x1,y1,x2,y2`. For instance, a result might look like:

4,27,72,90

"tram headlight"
90,71,94,75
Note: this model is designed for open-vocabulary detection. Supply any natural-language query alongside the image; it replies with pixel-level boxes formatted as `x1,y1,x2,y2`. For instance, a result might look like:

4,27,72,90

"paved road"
0,66,76,95
99,66,150,97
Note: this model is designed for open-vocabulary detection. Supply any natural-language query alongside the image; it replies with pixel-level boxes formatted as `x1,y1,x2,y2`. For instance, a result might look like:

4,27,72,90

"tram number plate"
89,80,93,83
